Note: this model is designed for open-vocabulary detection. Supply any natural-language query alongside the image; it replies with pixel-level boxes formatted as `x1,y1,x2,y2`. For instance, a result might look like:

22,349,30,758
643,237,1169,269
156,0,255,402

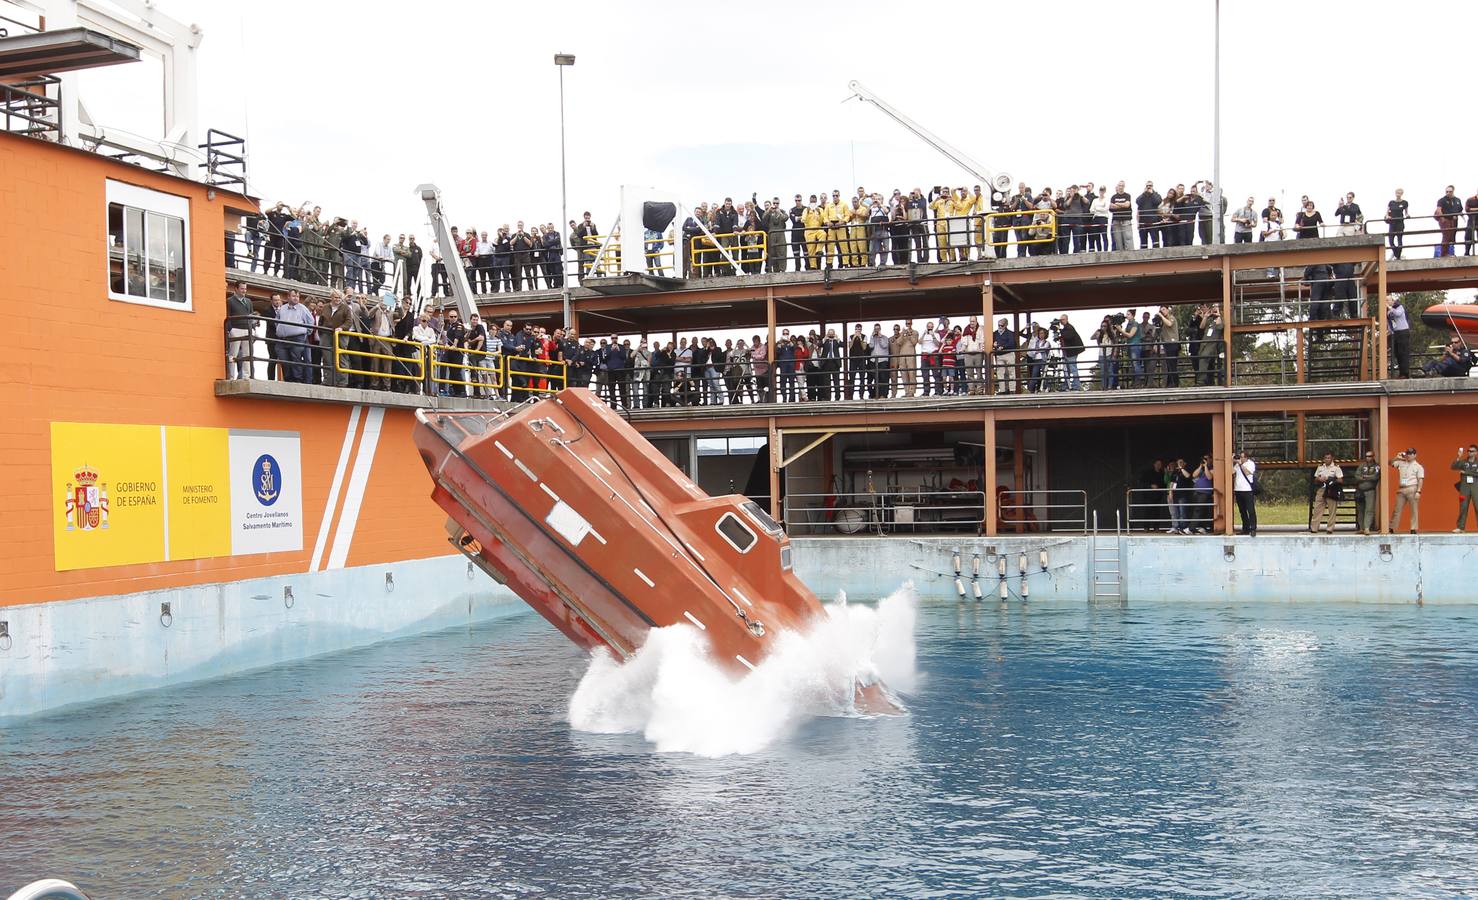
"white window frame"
714,511,757,554
106,179,192,311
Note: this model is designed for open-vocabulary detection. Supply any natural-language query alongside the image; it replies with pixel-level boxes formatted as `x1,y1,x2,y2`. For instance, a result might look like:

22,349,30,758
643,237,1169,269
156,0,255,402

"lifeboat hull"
415,391,896,711
1420,304,1478,336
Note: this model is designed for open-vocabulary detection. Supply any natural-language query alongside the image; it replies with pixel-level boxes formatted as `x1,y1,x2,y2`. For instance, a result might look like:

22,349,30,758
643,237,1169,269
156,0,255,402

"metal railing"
782,490,985,536
199,128,247,191
227,223,406,294
1,75,61,140
1364,211,1478,259
997,489,1088,532
1125,487,1217,533
226,314,569,399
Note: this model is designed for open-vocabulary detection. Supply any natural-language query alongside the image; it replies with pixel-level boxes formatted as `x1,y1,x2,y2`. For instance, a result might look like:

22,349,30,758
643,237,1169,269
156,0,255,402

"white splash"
567,584,919,757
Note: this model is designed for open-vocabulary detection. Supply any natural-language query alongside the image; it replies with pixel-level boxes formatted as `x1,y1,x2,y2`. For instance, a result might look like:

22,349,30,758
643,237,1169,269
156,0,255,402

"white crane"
846,80,1012,195
416,184,478,321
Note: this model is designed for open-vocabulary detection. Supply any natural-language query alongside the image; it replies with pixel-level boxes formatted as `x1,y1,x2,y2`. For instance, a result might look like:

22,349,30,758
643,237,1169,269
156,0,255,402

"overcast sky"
72,0,1478,240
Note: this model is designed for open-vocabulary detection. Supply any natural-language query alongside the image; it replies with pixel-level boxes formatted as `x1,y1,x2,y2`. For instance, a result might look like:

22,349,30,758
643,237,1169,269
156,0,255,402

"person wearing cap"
1453,445,1478,532
1353,450,1382,535
1389,448,1425,533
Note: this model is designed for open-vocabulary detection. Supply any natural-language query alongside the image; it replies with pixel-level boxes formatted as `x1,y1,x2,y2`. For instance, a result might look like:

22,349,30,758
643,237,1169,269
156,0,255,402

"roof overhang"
0,27,140,79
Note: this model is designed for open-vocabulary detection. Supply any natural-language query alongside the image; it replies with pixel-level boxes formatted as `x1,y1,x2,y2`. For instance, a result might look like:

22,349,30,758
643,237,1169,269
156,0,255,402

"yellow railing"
332,330,427,383
580,235,675,275
430,345,504,392
327,331,571,396
502,353,567,395
985,209,1058,246
688,230,767,269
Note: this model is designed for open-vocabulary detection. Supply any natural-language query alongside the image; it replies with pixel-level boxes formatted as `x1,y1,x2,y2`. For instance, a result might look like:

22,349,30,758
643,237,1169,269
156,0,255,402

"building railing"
1,75,61,141
227,224,405,294
1364,212,1478,258
1125,487,1218,534
997,489,1088,532
225,314,564,399
782,490,985,535
199,128,247,192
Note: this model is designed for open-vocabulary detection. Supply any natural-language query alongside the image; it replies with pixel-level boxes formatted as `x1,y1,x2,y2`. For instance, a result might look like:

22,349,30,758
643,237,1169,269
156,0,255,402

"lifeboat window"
779,545,793,571
740,501,783,536
715,512,757,554
106,179,191,310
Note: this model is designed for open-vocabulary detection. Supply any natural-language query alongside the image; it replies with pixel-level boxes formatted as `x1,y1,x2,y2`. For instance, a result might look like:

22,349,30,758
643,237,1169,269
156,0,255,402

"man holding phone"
1390,448,1424,533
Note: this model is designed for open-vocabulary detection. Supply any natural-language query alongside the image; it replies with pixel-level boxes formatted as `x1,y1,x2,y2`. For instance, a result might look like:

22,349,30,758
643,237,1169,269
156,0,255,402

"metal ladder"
1090,510,1124,605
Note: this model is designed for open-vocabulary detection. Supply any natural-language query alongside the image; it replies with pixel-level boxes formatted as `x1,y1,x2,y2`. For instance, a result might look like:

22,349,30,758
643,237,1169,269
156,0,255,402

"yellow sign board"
51,422,167,571
165,425,232,561
50,422,302,572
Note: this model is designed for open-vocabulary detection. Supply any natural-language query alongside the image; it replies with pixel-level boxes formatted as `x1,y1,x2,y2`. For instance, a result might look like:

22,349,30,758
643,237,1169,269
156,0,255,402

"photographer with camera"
1092,313,1126,390
1155,306,1181,388
1197,307,1225,386
1054,315,1084,390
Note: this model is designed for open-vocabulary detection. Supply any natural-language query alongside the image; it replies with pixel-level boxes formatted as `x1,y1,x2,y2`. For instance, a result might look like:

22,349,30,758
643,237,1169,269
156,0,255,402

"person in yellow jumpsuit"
930,188,953,263
971,185,990,259
824,190,849,268
849,199,869,267
801,196,826,271
948,189,974,262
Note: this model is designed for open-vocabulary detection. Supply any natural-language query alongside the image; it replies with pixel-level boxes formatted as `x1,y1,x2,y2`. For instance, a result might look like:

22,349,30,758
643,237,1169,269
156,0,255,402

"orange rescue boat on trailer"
414,389,898,713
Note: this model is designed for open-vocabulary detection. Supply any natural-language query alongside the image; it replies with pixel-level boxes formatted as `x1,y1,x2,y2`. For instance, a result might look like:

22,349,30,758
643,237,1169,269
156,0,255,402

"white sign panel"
228,429,304,555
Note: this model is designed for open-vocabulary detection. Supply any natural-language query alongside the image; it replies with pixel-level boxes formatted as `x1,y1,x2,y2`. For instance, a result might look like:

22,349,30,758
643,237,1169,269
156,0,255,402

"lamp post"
1211,0,1222,245
555,52,575,329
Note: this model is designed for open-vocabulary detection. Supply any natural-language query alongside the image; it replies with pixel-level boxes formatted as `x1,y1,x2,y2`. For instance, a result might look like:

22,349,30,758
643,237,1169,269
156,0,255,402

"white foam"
567,583,919,757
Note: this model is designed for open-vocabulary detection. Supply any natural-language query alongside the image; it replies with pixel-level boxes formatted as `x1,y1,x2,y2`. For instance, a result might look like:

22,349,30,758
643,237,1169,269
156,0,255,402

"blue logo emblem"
252,453,282,506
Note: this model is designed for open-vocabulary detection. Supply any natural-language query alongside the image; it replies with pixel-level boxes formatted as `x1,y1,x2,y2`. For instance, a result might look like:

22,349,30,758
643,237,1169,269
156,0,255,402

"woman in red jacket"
939,326,960,394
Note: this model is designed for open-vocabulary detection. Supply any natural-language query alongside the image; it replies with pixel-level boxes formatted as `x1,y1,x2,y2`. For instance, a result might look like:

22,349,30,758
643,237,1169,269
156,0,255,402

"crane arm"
415,183,477,321
846,80,1011,193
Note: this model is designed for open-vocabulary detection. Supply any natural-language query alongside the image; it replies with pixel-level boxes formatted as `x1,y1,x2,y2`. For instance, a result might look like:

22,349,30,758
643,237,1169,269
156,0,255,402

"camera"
1048,320,1062,339
1152,314,1164,327
1110,312,1127,326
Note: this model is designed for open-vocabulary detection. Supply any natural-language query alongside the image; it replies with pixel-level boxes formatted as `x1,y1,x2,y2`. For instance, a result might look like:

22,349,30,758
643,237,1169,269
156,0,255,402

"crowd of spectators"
227,184,1478,296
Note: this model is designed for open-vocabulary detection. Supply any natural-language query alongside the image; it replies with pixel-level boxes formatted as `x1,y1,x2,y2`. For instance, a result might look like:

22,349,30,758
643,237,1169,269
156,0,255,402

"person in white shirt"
1389,448,1425,533
917,321,941,396
1233,451,1258,536
958,327,985,395
1311,452,1345,534
372,234,396,293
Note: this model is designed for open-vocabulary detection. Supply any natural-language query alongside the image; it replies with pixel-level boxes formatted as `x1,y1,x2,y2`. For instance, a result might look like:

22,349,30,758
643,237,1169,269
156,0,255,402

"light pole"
555,52,575,329
1211,0,1222,245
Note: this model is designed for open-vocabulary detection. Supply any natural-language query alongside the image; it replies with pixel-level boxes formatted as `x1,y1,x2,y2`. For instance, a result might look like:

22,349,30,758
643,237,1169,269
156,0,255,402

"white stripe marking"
591,457,612,475
494,440,514,459
310,406,362,572
683,611,706,630
731,587,754,607
589,529,607,545
158,425,171,562
683,542,706,561
539,483,559,501
514,459,538,481
735,655,756,671
634,568,655,587
326,406,384,570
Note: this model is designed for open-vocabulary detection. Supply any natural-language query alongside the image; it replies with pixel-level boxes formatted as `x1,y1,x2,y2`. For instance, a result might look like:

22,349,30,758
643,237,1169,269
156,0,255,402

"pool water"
3,599,1477,898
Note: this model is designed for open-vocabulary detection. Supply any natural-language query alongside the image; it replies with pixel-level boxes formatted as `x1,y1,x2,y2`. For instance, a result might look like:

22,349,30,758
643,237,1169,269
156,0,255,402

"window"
696,436,766,457
779,545,793,571
715,512,757,553
741,500,783,536
106,180,191,310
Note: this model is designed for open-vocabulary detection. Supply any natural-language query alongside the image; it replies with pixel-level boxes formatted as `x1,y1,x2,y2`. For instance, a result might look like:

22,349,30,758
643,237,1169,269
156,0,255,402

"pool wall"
0,554,519,720
793,535,1476,605
4,537,1474,720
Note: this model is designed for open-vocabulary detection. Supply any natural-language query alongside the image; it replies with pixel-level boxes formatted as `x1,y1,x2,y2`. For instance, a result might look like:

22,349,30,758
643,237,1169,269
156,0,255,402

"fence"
1125,487,1217,534
997,489,1088,532
782,490,985,536
225,314,563,399
1,75,61,141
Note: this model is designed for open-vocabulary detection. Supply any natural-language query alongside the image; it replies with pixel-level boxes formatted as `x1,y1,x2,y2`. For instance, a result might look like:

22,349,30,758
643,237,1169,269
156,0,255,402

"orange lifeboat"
414,390,897,712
